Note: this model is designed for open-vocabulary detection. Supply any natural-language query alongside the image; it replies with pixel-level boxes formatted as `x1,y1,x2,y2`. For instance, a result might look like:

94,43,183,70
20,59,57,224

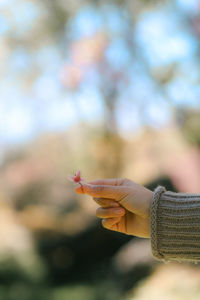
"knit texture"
150,186,200,262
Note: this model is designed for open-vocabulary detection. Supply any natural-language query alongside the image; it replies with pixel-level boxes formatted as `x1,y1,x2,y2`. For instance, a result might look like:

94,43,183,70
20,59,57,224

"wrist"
144,189,154,219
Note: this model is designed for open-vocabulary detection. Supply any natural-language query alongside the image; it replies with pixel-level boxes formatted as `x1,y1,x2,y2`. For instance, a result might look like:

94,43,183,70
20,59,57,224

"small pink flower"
68,170,83,185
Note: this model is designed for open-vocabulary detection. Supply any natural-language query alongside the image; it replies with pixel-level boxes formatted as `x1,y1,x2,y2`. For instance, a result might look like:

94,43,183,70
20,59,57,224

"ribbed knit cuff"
150,186,200,262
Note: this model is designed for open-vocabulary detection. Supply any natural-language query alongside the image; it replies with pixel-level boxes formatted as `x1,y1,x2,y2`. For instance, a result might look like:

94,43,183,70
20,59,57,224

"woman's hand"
75,178,153,238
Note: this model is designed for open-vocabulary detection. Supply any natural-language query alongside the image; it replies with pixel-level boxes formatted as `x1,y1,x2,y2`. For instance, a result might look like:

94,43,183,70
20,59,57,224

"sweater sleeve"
150,186,200,262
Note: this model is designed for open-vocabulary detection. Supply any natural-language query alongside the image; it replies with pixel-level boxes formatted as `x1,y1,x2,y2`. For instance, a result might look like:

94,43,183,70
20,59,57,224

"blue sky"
0,0,200,147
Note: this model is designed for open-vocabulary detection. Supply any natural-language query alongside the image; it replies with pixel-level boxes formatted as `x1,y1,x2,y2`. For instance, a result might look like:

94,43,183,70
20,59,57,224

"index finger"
87,178,124,186
75,183,128,200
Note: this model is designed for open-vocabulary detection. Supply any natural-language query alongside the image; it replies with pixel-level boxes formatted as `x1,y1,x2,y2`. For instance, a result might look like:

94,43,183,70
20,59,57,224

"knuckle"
117,178,126,185
119,177,131,185
116,178,123,185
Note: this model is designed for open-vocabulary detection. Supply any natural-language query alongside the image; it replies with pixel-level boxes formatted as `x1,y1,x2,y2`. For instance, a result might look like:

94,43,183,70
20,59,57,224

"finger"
102,217,121,230
96,207,125,218
75,183,128,199
93,197,120,208
88,178,125,186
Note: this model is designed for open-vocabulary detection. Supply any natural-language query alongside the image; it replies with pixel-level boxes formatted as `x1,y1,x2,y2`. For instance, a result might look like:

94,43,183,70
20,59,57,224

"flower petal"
76,170,81,177
68,175,75,182
68,170,84,184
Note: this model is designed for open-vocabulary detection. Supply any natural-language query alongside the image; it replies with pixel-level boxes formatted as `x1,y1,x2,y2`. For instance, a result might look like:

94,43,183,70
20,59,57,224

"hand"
75,178,153,238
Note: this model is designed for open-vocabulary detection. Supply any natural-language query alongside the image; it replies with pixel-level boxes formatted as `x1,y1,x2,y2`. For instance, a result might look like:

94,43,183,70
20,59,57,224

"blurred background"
0,0,200,299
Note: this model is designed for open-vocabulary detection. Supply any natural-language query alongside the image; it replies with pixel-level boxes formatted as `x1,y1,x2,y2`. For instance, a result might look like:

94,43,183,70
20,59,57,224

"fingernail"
114,208,124,214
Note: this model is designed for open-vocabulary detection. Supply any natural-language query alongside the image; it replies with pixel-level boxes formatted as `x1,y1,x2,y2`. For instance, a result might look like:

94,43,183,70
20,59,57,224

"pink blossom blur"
68,170,83,184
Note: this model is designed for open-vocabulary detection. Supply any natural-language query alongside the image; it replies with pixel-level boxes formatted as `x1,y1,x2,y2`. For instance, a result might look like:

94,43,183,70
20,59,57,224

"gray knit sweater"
150,186,200,263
